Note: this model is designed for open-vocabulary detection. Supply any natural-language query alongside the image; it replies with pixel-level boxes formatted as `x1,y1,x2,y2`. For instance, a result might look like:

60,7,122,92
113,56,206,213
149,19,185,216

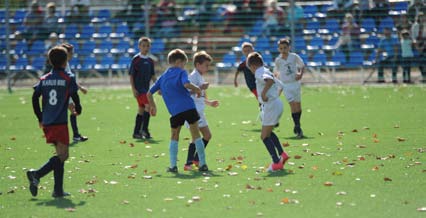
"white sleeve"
295,54,305,69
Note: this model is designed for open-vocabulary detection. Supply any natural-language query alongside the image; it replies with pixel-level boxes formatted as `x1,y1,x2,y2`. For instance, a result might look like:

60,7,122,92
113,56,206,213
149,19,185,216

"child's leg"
193,126,211,162
261,126,280,163
189,122,206,166
133,106,144,136
270,132,283,155
54,142,68,194
68,103,79,137
142,105,151,137
169,126,181,168
185,142,196,165
290,101,302,133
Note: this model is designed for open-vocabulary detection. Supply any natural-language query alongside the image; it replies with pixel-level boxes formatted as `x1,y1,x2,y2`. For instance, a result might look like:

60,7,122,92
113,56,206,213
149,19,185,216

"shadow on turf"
264,169,293,177
32,197,86,209
161,171,223,180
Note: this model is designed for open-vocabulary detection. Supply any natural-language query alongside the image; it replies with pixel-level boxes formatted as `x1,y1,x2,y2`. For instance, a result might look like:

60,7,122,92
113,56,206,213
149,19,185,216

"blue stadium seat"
79,40,96,56
307,36,324,51
81,55,97,71
115,23,130,36
346,51,364,67
304,19,320,35
97,9,111,21
80,24,95,39
12,9,26,24
64,24,79,39
321,18,340,34
10,56,29,71
0,9,5,23
327,51,346,67
111,55,129,70
238,35,251,47
308,51,327,67
216,51,237,69
94,24,112,39
94,40,113,55
111,40,129,54
95,55,114,71
31,56,46,71
69,57,81,70
378,17,395,32
255,36,271,51
262,51,273,66
389,1,409,16
27,40,45,56
362,33,380,50
293,38,306,52
303,5,318,19
361,18,376,33
247,20,264,37
13,41,28,55
151,38,165,55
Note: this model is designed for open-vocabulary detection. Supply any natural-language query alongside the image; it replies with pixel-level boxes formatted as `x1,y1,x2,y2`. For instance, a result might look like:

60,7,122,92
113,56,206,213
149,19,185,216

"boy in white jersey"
274,38,305,138
184,51,219,171
247,52,289,172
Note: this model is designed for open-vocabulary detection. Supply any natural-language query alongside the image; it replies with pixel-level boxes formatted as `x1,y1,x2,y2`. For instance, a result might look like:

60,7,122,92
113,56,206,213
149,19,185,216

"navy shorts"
170,109,200,128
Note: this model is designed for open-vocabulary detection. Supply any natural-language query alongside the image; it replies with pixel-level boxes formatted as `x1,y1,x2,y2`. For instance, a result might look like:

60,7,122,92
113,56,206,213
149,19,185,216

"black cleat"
167,166,178,173
73,135,88,142
294,126,304,139
52,191,71,198
132,133,143,139
26,171,39,197
142,130,152,139
198,164,209,172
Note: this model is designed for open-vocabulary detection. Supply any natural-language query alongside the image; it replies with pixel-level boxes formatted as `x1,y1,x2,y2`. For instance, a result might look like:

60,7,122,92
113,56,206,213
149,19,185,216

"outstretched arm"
70,92,82,115
32,91,42,124
147,92,157,116
233,70,240,87
184,82,201,97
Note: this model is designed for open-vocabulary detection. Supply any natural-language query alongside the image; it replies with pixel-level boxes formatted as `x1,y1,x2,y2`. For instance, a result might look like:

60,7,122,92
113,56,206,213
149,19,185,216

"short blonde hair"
193,51,213,66
246,52,263,68
167,49,188,64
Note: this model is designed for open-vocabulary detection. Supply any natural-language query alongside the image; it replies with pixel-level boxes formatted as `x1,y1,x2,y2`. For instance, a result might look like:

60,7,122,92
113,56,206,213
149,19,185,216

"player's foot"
167,166,178,173
392,79,398,84
280,151,290,168
192,160,199,167
377,79,385,83
274,122,279,128
294,126,304,139
267,160,283,172
132,133,143,139
183,164,193,171
73,135,88,142
198,164,209,172
26,171,39,197
142,130,152,139
52,191,71,198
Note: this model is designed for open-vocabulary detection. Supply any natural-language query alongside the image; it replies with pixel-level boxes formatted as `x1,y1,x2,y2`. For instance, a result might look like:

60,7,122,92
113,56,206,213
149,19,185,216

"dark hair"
246,52,263,68
48,46,68,68
278,38,291,46
138,36,151,45
168,49,188,64
61,43,74,53
193,50,213,66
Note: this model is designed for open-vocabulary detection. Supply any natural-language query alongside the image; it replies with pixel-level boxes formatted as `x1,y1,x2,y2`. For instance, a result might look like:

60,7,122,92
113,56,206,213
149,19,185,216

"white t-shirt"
274,53,304,83
189,69,206,110
254,66,280,104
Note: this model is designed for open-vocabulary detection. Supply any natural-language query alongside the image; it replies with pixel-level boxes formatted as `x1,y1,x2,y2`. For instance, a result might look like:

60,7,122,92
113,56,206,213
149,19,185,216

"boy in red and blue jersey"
147,49,208,173
130,37,157,139
234,42,258,101
28,46,82,198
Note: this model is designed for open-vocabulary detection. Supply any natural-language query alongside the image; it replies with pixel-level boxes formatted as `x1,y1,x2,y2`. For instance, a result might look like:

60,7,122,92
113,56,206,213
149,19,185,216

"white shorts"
282,82,301,103
185,109,208,128
261,97,283,126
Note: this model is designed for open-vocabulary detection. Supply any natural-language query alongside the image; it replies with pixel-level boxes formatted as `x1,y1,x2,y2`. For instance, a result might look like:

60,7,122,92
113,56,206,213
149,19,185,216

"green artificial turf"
1,85,425,218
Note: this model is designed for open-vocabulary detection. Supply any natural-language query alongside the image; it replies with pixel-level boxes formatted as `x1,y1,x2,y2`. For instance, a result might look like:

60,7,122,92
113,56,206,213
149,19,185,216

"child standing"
400,29,415,83
234,42,258,101
61,43,88,142
28,46,82,197
147,49,208,173
274,38,305,138
184,51,219,171
246,52,289,172
129,37,157,139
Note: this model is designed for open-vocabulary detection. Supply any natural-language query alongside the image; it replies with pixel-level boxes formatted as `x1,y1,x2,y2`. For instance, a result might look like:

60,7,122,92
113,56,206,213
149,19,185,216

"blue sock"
270,132,283,155
169,140,178,168
194,138,206,166
263,137,280,163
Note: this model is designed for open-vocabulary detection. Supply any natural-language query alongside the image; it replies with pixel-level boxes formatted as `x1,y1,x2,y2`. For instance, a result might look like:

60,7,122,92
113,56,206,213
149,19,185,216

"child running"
184,51,219,171
234,42,258,101
246,52,289,172
28,46,82,197
274,38,305,138
130,37,157,139
147,49,208,173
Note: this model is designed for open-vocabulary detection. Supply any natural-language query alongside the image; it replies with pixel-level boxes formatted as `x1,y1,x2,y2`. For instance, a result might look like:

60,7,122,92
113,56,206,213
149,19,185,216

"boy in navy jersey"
234,42,258,101
147,49,208,173
130,37,157,139
28,46,82,197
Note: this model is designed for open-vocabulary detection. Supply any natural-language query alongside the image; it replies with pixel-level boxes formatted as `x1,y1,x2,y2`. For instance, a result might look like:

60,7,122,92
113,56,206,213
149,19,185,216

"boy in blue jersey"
147,49,208,173
28,46,82,198
130,37,157,139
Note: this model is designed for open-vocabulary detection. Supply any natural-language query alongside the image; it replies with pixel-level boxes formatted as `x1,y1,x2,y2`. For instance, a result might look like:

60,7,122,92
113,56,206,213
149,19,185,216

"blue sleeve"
128,59,135,76
180,70,190,85
69,77,79,94
149,76,161,94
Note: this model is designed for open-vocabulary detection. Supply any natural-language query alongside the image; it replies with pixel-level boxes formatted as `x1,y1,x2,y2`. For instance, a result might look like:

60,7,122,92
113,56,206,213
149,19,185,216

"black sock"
194,139,209,162
263,137,280,163
142,111,150,132
186,142,196,165
133,114,143,135
270,132,283,155
291,111,302,127
70,115,79,137
36,156,61,179
53,161,65,194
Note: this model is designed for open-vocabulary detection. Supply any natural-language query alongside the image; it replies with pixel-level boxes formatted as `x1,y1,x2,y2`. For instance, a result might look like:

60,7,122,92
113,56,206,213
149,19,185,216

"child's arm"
184,82,201,97
204,92,219,107
147,92,157,116
78,83,88,94
295,66,304,81
32,90,42,128
261,78,274,102
130,75,138,98
233,70,240,87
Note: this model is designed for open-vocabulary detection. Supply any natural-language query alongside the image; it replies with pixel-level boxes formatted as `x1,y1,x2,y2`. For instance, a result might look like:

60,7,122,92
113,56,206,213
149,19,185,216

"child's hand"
38,122,43,129
193,86,202,98
150,105,157,116
200,82,209,90
80,86,88,94
261,93,269,102
209,100,219,107
295,72,303,81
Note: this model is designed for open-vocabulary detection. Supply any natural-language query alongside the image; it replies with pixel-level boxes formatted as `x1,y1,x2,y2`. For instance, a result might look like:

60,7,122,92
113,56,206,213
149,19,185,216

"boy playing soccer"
147,49,208,173
28,46,82,197
247,52,289,172
234,42,258,101
61,43,88,142
184,51,219,171
130,37,157,139
274,38,305,138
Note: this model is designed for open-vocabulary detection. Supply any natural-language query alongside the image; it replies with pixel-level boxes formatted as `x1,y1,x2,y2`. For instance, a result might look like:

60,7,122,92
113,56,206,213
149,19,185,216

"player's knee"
58,152,69,162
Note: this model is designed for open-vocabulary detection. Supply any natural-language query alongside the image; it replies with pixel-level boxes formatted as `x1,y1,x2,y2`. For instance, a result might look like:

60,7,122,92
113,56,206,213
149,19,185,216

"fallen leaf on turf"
397,137,406,142
417,207,426,212
309,174,314,178
372,166,379,171
358,156,366,161
65,208,76,212
228,172,238,176
356,144,367,148
143,176,152,179
282,142,290,147
336,191,347,195
119,140,126,144
384,177,392,182
312,166,319,170
352,129,358,132
241,165,248,170
129,143,135,147
246,184,255,190
85,179,97,185
164,197,173,201
192,196,201,201
122,200,129,204
324,181,333,186
332,171,343,176
225,165,232,171
373,139,380,143
8,175,16,180
394,124,400,128
318,132,324,136
10,137,16,141
373,133,378,138
266,188,273,192
109,180,118,184
294,155,302,159
281,198,290,204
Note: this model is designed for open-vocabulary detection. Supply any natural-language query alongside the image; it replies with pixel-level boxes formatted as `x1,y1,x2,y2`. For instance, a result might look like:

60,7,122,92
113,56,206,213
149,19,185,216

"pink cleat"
183,164,193,171
267,161,283,172
281,152,290,168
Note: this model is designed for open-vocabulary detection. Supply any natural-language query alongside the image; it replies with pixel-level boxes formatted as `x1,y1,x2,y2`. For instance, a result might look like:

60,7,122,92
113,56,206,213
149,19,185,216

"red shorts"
137,93,149,107
43,124,69,145
251,88,258,98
